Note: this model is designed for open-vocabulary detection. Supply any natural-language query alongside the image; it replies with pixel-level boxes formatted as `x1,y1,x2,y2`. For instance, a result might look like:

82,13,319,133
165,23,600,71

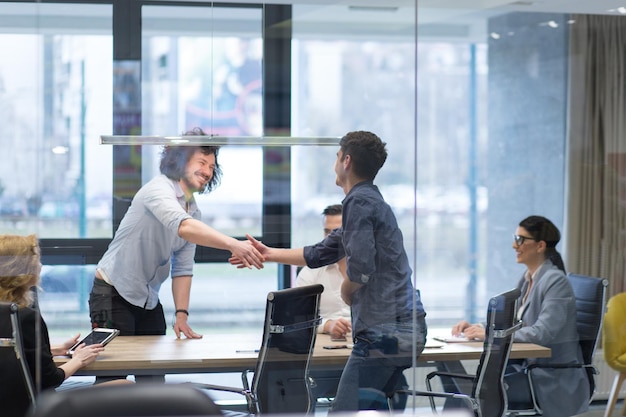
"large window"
0,2,113,333
0,2,113,239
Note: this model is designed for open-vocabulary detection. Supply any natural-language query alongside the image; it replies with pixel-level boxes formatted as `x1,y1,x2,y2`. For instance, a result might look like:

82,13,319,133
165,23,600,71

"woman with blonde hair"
0,234,118,417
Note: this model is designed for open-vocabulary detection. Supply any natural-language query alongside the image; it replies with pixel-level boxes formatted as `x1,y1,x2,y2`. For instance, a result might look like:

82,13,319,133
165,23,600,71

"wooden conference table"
54,332,551,377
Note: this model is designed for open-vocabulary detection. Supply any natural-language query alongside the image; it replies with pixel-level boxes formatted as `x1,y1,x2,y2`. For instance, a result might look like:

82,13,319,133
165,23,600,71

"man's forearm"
178,218,236,251
172,275,192,311
266,247,306,266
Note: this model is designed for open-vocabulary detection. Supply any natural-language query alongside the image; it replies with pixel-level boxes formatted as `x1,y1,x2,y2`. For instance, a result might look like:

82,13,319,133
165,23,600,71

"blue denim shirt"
97,175,199,309
303,181,425,342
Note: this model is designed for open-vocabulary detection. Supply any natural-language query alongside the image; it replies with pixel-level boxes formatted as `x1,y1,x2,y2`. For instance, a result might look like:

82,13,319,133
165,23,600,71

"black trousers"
89,278,166,383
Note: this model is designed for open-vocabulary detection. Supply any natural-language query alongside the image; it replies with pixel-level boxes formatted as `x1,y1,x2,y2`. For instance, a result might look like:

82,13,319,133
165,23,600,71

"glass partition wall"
0,1,114,328
1,0,621,411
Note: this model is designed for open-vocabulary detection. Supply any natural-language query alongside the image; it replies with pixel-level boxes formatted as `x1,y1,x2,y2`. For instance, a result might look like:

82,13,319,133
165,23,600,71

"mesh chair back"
566,273,608,396
252,284,323,414
472,288,521,417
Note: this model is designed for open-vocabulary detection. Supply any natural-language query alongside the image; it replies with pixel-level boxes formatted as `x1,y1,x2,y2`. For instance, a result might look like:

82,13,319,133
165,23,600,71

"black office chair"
508,273,608,416
0,301,38,417
398,288,522,417
193,284,324,415
26,383,222,417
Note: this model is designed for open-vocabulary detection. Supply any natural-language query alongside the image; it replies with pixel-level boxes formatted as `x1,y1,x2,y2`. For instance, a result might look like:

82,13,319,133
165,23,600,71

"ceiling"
418,0,626,14
416,0,626,40
236,0,626,41
2,0,625,42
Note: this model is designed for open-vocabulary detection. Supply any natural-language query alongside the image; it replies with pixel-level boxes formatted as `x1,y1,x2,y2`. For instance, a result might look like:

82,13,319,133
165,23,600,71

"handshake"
228,234,307,271
229,234,266,269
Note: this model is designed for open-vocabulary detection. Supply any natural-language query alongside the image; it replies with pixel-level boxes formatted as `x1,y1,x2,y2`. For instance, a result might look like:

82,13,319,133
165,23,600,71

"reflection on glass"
38,264,96,337
292,2,570,327
100,135,341,146
141,4,265,238
158,263,279,335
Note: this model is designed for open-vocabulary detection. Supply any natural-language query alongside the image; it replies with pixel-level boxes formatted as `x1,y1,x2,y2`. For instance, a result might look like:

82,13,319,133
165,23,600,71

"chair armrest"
396,389,479,415
188,366,256,413
241,368,254,390
190,382,248,396
397,389,468,400
426,371,476,382
191,382,257,414
190,366,255,395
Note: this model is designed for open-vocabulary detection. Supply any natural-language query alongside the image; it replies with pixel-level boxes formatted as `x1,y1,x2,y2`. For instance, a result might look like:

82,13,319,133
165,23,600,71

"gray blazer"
512,260,590,417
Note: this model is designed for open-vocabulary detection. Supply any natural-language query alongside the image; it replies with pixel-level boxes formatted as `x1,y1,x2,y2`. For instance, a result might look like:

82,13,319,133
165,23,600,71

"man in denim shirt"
234,131,426,411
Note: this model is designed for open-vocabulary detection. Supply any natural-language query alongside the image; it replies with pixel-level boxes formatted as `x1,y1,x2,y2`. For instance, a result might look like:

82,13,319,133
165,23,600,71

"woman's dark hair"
159,127,223,194
519,215,566,272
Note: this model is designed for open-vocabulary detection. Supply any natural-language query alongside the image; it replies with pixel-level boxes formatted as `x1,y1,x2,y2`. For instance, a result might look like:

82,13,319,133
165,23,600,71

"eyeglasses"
513,234,537,246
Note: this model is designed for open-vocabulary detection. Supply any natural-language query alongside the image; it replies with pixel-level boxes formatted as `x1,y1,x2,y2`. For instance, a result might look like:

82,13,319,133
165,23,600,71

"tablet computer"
68,328,120,355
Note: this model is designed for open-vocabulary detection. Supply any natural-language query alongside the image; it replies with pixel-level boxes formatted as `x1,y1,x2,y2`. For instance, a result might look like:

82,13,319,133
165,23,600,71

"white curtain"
565,14,626,297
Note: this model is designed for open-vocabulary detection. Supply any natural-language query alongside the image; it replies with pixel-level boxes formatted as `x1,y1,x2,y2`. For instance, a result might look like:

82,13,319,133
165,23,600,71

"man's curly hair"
159,127,223,194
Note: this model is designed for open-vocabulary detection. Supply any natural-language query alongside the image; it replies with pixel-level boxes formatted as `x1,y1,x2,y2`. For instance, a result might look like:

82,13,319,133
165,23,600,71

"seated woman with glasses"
450,215,589,417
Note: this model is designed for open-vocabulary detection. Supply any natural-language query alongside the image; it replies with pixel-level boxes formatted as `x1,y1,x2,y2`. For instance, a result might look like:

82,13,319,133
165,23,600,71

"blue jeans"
330,318,427,412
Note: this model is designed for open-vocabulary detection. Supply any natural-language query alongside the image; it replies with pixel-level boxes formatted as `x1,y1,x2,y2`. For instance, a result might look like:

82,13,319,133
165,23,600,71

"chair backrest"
602,293,626,372
472,287,522,417
567,273,608,396
0,301,37,417
27,383,222,417
251,284,323,415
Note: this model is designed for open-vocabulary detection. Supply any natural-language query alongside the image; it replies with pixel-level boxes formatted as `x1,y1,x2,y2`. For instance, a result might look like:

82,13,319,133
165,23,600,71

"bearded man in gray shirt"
89,127,263,382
